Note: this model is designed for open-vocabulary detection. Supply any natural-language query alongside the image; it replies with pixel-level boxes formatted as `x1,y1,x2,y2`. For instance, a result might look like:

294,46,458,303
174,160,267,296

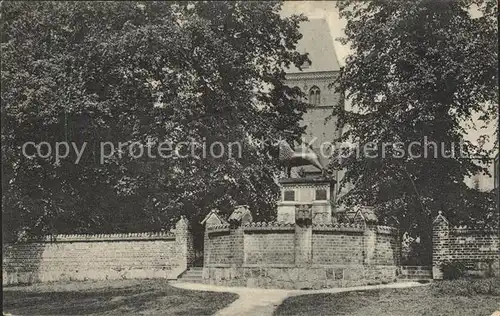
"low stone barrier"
2,217,194,285
202,210,400,289
398,266,432,280
432,212,499,279
203,265,398,289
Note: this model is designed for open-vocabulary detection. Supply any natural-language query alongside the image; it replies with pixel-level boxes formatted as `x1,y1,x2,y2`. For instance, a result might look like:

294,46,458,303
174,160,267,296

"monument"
277,140,336,225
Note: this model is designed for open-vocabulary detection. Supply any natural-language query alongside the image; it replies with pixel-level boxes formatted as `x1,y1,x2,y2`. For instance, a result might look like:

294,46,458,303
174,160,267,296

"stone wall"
398,266,432,280
374,227,401,266
311,228,364,265
3,217,194,285
432,212,499,279
204,228,244,265
203,221,400,289
244,230,295,265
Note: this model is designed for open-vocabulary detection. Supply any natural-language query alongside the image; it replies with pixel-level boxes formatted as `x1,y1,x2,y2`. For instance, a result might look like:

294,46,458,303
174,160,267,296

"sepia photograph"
1,1,499,315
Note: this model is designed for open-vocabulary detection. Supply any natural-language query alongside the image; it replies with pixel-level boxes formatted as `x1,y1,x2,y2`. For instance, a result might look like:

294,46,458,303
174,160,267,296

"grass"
3,279,238,316
274,279,500,316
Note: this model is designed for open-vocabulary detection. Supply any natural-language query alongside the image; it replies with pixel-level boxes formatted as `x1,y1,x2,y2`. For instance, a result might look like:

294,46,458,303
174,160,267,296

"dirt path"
171,281,429,316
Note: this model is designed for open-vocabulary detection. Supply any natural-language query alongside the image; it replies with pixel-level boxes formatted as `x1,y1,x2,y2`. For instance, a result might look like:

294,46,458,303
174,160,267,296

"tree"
330,0,498,262
1,1,309,243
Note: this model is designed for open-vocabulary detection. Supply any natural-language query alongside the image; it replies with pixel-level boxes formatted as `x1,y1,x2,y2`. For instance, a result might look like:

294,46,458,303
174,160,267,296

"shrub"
467,277,500,296
441,260,467,280
432,277,500,296
432,279,470,296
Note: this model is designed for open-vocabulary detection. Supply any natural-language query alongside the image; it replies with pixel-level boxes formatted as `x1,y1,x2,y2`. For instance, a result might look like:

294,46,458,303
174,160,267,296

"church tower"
276,19,345,222
284,19,343,178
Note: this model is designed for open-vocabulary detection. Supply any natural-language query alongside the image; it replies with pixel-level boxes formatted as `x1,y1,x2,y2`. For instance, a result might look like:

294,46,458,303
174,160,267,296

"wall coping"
207,225,232,234
21,232,177,243
243,222,295,232
206,223,231,229
433,211,449,225
375,225,398,235
449,227,498,235
312,223,364,232
209,222,399,234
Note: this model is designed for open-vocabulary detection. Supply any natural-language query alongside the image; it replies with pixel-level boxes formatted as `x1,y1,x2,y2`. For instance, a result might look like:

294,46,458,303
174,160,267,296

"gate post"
175,216,194,269
432,211,449,280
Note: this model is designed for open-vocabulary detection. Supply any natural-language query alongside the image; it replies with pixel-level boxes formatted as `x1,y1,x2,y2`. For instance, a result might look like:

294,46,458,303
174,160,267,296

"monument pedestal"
277,178,336,225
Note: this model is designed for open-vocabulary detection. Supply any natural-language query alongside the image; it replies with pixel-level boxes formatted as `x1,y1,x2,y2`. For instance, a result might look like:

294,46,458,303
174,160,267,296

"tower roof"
287,19,341,73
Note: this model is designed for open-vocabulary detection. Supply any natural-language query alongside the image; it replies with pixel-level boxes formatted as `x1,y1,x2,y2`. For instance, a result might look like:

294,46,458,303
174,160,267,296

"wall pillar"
295,204,312,266
364,225,377,265
432,211,449,280
231,227,245,265
200,209,228,268
203,227,210,267
174,216,194,276
228,206,251,265
295,224,312,266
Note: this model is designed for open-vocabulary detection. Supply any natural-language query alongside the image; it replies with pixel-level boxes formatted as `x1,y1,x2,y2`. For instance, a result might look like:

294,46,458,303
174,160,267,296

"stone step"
178,268,204,281
182,271,203,276
178,276,204,281
179,276,204,280
397,278,432,283
177,279,205,283
181,275,202,280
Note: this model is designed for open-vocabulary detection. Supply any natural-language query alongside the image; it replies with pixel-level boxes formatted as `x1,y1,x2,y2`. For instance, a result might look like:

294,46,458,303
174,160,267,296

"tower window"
309,86,321,105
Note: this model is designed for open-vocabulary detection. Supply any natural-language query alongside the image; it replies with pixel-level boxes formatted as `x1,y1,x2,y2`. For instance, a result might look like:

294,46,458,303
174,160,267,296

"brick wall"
205,222,400,268
203,221,400,289
312,230,364,265
3,217,194,285
398,266,432,280
244,231,295,265
373,226,401,266
205,227,244,265
432,212,499,279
